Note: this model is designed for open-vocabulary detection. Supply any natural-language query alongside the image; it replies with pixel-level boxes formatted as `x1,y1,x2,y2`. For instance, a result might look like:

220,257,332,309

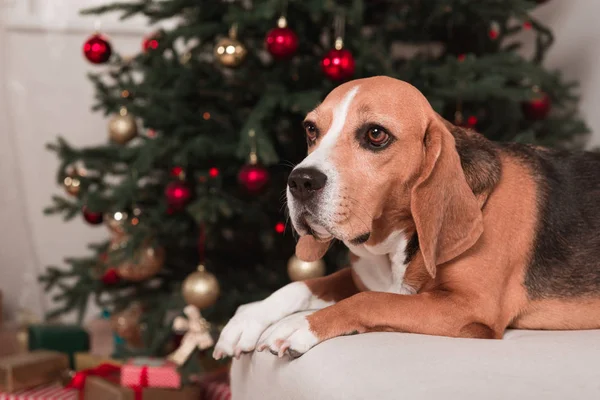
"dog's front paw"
257,311,319,359
213,304,270,360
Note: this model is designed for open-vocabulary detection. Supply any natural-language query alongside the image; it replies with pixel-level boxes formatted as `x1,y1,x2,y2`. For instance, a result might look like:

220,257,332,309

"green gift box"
27,324,90,369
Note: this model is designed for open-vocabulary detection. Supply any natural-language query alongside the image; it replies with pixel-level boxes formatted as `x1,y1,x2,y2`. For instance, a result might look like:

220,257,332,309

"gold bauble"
287,255,326,281
214,37,247,67
117,243,165,281
109,107,138,144
111,303,143,348
182,265,220,309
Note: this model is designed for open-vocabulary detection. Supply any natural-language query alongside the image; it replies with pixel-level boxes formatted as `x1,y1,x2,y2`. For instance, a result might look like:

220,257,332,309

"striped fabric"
200,368,231,400
0,384,77,400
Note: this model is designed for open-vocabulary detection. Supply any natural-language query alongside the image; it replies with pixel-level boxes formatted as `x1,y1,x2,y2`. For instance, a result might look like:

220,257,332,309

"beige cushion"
231,329,600,399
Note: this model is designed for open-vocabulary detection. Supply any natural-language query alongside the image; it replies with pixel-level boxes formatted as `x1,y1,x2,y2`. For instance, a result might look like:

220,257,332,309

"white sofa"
231,329,600,399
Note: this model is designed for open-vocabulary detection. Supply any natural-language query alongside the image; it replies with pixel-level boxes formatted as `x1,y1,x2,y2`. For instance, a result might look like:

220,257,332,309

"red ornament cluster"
321,48,355,81
83,34,112,64
238,164,270,195
522,91,551,120
143,32,160,52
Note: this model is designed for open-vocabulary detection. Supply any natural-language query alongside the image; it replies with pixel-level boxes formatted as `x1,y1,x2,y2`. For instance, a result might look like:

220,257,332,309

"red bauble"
238,164,270,195
82,207,104,225
522,91,551,120
170,166,185,179
321,48,355,81
102,268,121,285
265,27,298,59
209,167,219,178
275,222,285,234
142,32,160,52
83,34,112,64
165,181,192,210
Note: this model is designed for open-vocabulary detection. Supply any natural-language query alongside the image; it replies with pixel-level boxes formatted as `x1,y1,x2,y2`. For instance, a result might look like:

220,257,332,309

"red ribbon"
128,366,149,400
66,363,121,390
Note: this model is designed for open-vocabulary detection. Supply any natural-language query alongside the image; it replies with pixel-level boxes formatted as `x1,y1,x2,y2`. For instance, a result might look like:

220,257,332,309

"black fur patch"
504,144,600,299
404,234,420,265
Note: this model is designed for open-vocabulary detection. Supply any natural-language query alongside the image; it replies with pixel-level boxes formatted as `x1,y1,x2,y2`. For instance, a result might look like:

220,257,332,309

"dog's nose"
288,167,327,200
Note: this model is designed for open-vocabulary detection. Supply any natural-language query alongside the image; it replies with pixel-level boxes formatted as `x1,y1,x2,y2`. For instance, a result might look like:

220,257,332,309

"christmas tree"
42,0,588,359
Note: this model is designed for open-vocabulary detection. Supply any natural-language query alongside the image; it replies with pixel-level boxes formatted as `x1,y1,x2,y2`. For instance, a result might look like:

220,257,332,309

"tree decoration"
287,255,325,281
265,16,298,59
105,210,129,236
170,166,186,180
114,239,166,281
488,21,500,40
182,264,220,309
142,32,160,52
83,33,112,64
208,167,219,178
165,181,192,210
63,168,85,196
101,268,121,285
111,303,144,348
321,16,355,81
167,305,214,366
214,24,247,67
275,222,285,234
238,130,270,195
109,106,138,144
522,87,551,120
82,206,103,225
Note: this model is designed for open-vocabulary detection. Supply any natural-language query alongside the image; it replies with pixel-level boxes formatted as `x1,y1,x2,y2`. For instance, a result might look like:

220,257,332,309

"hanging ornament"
488,21,500,40
114,239,165,281
275,222,285,234
170,166,186,180
167,305,214,366
287,255,326,281
83,33,112,64
322,16,355,81
214,24,247,67
109,106,138,144
105,210,129,236
142,31,160,52
101,268,121,285
238,130,270,195
208,167,219,178
165,181,192,210
63,168,85,196
182,265,220,309
522,87,551,120
111,303,144,348
82,206,104,225
265,16,298,59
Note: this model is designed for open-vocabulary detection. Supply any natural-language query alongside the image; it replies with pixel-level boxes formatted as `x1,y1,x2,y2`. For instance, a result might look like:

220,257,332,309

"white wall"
0,0,599,322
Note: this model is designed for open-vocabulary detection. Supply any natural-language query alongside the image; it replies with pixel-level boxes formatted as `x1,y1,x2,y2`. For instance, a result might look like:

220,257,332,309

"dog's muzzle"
287,167,327,202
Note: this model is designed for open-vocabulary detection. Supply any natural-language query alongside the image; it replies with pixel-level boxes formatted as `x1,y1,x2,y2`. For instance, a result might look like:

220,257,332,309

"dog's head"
287,76,483,278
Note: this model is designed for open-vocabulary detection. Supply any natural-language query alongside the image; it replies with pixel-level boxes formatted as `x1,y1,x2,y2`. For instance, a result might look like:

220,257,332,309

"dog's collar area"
349,232,371,245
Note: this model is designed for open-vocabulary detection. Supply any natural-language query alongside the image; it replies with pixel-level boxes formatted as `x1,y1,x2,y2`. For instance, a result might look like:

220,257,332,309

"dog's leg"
261,290,500,358
212,268,358,359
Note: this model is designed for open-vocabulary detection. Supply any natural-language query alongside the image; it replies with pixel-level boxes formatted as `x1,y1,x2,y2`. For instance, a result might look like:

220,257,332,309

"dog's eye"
366,127,390,147
304,123,318,142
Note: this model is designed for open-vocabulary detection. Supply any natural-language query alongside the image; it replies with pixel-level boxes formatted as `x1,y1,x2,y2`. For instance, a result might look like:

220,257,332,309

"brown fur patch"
304,268,359,303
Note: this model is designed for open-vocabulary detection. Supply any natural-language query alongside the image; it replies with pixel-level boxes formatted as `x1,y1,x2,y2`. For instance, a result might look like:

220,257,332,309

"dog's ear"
411,117,483,278
296,235,330,262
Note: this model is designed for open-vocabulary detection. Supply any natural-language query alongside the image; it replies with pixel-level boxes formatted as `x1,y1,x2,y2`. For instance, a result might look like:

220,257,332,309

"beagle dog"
213,76,600,360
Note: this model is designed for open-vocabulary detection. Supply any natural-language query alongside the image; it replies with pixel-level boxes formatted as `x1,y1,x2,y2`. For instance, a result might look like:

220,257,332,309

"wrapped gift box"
0,351,69,393
200,367,231,400
28,325,89,369
121,357,181,389
74,352,122,371
85,374,200,400
0,383,76,400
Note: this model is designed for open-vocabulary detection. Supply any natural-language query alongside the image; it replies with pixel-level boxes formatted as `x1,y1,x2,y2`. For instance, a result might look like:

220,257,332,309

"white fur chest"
345,231,415,295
